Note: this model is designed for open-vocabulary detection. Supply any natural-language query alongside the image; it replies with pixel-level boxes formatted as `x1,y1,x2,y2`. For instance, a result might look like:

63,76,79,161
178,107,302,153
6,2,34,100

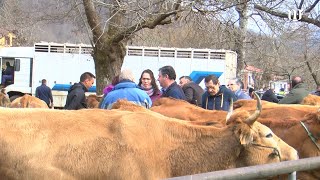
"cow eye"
266,133,273,138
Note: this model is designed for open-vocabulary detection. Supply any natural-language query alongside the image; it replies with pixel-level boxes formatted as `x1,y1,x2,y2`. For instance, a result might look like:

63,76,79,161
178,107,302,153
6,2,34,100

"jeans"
1,75,13,84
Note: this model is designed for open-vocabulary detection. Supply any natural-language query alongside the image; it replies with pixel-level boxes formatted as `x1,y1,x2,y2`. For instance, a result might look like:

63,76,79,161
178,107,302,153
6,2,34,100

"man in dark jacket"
261,88,279,103
35,79,53,108
179,76,204,106
201,75,237,111
1,62,14,85
158,66,186,100
279,76,309,104
64,72,95,110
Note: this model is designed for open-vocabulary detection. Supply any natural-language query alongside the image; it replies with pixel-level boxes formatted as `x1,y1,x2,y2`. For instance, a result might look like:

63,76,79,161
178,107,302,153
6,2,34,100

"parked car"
275,93,284,100
255,91,284,101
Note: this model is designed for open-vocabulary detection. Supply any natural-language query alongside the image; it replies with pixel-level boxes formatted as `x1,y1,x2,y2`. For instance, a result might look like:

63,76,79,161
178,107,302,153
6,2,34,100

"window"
14,59,20,71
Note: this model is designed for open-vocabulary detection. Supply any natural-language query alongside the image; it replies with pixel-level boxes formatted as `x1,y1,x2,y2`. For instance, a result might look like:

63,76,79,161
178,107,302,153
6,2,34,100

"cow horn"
226,98,233,122
245,92,262,124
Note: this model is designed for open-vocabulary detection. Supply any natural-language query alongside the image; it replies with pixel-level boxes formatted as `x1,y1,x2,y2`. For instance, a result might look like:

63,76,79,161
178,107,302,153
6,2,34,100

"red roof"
245,65,263,73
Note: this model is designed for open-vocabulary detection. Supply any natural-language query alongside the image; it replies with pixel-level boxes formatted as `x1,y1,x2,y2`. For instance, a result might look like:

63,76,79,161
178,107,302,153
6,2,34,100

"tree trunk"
82,0,181,94
93,42,126,95
235,0,248,77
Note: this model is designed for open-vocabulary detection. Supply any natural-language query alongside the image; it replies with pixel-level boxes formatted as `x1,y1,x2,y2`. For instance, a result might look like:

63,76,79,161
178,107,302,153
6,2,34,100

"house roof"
245,65,263,73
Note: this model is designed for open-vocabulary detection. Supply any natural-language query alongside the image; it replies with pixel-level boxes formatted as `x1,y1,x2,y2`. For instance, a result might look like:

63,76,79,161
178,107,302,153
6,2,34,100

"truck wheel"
9,95,21,102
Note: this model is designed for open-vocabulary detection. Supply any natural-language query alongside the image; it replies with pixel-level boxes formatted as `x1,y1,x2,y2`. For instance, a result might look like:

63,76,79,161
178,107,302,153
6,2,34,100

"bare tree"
252,0,320,88
81,0,185,93
254,0,320,28
0,0,38,45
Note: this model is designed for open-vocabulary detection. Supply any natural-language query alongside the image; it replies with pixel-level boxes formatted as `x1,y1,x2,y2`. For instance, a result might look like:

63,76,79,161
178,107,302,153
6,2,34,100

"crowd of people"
51,65,319,111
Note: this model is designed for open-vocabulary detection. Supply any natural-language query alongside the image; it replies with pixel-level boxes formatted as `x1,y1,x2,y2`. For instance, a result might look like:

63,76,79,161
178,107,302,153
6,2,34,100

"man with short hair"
99,69,152,109
35,79,53,108
278,76,309,104
261,88,279,103
64,72,95,110
158,65,186,100
227,78,251,100
179,76,204,106
201,75,236,111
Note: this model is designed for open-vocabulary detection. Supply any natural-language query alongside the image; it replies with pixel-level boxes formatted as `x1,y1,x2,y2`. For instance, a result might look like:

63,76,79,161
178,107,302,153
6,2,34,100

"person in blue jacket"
227,78,251,100
201,75,237,111
100,69,152,109
157,65,186,100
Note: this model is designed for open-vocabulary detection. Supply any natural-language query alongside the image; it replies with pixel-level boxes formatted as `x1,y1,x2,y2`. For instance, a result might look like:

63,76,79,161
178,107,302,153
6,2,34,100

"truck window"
14,59,20,71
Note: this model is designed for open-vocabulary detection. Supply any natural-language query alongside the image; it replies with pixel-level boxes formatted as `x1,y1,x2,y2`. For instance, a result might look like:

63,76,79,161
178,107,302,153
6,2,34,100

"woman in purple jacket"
138,69,162,102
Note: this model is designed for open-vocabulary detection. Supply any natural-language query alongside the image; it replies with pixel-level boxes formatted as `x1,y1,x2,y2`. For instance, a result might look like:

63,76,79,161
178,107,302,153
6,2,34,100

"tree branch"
305,0,320,13
254,4,320,28
112,1,183,43
297,0,304,10
82,0,103,45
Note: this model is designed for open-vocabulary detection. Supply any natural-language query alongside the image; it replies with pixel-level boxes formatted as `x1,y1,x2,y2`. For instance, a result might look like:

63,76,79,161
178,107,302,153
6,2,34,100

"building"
241,65,263,90
0,29,16,47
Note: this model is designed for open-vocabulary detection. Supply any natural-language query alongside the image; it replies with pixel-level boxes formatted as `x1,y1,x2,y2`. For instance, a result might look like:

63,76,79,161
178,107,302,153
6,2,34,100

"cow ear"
238,128,254,145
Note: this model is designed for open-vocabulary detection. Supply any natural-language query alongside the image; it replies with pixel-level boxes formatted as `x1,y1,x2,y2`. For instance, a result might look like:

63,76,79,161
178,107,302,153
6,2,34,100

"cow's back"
301,94,320,106
10,94,48,108
0,108,174,179
0,107,298,179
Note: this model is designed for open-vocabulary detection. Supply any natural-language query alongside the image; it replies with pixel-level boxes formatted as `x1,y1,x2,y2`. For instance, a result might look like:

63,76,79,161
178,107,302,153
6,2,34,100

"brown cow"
151,97,227,125
301,94,320,106
234,99,318,121
113,99,225,127
233,99,277,110
10,94,49,108
152,97,320,179
260,109,320,179
112,99,149,112
86,94,103,108
0,105,297,179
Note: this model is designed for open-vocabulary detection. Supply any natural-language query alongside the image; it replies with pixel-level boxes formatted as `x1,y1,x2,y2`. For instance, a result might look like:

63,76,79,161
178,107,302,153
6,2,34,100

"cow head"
227,92,298,166
86,94,102,108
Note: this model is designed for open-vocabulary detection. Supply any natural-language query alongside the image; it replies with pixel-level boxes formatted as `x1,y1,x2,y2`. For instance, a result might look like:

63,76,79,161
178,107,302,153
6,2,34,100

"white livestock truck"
0,42,237,108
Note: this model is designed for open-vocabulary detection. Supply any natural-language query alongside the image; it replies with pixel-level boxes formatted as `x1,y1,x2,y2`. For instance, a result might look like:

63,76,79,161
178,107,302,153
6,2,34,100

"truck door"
12,58,32,88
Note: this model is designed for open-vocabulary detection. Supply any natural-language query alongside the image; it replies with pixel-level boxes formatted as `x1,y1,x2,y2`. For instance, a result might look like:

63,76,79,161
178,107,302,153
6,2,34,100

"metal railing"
166,156,320,180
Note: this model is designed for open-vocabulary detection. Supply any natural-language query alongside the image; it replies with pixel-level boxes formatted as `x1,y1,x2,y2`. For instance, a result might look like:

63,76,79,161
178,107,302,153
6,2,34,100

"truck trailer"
0,42,237,108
